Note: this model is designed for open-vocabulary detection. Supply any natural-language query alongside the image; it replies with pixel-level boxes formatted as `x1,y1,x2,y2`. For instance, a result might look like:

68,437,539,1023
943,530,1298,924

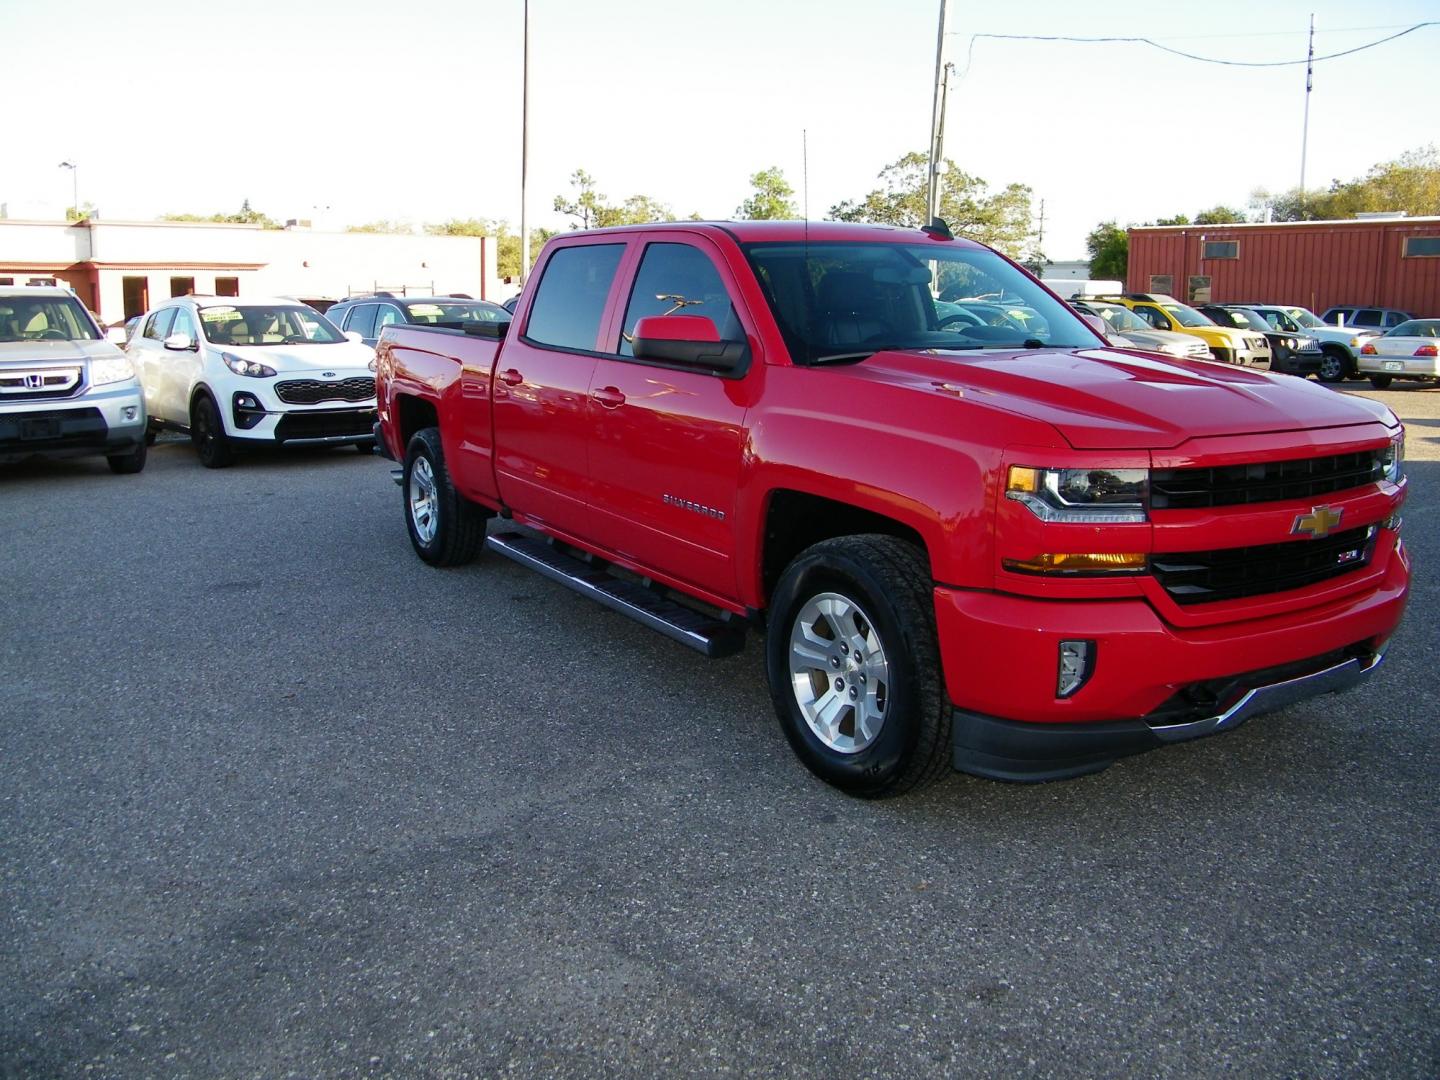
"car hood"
220,341,375,373
1308,325,1380,344
0,339,124,366
1112,326,1203,351
856,346,1396,450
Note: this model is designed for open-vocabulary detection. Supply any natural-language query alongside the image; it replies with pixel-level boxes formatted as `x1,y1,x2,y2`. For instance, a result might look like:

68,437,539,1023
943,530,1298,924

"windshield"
1161,303,1216,329
1284,307,1325,329
1215,307,1270,331
742,242,1095,362
403,300,510,326
1080,302,1147,334
198,305,344,346
0,295,100,342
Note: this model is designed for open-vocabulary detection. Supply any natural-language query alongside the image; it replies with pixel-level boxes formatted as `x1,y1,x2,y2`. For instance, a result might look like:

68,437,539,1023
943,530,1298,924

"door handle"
591,386,626,409
498,368,524,386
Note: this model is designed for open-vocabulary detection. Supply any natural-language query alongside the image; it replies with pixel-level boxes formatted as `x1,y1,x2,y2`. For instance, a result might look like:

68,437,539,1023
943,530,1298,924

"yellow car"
1088,293,1271,369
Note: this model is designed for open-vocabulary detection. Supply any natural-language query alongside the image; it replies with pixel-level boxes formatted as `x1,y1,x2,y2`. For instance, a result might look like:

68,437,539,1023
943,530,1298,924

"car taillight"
1415,344,1438,357
1361,343,1378,354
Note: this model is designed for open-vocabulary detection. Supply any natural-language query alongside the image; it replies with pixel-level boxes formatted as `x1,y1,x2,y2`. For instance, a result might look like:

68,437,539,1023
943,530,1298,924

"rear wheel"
766,535,950,798
403,426,489,566
1318,348,1350,384
190,393,236,468
106,440,147,475
1369,375,1393,389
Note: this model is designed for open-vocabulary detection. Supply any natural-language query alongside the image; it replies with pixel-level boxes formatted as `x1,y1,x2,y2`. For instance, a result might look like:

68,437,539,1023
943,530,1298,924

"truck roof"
569,220,988,248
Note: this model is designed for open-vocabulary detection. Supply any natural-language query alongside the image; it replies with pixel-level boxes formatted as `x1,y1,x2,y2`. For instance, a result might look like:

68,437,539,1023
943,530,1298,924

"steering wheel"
938,313,982,330
40,329,68,340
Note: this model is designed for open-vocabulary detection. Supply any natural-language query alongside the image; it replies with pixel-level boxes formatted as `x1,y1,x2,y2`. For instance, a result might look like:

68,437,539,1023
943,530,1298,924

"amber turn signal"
1003,552,1147,575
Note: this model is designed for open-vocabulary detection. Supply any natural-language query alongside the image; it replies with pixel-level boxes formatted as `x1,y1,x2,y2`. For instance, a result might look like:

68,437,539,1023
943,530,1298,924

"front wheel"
106,440,147,475
766,535,951,798
402,427,489,566
1369,374,1393,389
190,393,236,468
1317,348,1350,384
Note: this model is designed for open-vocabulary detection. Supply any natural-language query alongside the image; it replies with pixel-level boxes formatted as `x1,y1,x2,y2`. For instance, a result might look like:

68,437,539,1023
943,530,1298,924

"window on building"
122,277,150,320
0,278,13,286
524,244,625,352
1188,276,1212,304
170,276,195,297
1148,275,1173,295
1402,236,1440,258
216,276,240,297
1202,241,1239,260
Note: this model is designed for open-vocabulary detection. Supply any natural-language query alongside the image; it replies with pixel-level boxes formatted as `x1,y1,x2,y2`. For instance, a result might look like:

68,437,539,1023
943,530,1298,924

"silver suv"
0,287,148,473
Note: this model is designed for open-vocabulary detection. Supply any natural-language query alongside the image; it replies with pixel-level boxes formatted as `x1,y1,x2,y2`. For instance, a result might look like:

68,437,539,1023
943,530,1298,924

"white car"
1357,319,1440,389
127,296,377,468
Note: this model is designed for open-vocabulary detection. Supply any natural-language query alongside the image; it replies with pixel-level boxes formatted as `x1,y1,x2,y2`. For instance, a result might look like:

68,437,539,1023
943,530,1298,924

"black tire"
190,392,236,468
1317,347,1351,384
106,440,147,475
766,535,950,798
1369,375,1393,390
402,426,489,566
144,421,159,447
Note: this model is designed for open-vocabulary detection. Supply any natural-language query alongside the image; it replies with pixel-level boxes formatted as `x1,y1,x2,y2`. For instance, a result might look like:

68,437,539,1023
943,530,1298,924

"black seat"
815,271,890,347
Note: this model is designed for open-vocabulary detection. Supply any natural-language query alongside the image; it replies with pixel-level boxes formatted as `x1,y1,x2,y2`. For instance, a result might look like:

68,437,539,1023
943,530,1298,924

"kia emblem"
322,371,337,378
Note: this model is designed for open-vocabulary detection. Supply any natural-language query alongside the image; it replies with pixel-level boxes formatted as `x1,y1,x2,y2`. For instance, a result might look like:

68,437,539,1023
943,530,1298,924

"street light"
58,161,78,219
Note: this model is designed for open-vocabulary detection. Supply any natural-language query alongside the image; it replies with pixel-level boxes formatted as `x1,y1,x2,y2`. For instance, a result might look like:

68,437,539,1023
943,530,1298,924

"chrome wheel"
1318,351,1346,383
409,455,439,544
788,591,890,754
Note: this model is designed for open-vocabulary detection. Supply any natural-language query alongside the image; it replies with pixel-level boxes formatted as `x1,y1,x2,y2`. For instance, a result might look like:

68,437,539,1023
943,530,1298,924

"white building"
0,218,504,325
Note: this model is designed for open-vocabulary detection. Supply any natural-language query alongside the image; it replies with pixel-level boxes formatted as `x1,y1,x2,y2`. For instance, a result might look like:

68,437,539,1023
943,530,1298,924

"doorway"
122,276,149,319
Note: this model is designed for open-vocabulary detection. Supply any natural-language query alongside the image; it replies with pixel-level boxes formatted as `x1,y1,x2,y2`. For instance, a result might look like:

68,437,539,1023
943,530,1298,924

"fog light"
122,406,137,421
1057,640,1096,699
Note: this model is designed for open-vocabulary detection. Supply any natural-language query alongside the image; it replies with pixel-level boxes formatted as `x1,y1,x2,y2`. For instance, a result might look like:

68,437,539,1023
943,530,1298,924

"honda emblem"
24,374,44,389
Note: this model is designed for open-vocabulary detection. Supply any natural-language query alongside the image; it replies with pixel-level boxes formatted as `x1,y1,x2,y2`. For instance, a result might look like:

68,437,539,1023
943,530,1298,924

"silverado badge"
1292,505,1343,539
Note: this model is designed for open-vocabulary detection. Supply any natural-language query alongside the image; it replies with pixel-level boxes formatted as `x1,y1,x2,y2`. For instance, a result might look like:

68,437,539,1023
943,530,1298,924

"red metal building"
1126,217,1440,317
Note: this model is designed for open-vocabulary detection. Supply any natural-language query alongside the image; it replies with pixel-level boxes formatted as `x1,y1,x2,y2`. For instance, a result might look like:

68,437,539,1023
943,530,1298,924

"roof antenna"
922,217,954,240
802,127,810,256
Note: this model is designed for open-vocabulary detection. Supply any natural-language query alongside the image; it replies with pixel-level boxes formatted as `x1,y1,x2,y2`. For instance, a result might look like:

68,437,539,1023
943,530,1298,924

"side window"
618,243,742,358
1383,311,1405,328
170,308,197,341
143,308,177,341
346,304,378,339
1352,309,1382,327
525,244,625,351
376,305,405,331
1135,305,1168,330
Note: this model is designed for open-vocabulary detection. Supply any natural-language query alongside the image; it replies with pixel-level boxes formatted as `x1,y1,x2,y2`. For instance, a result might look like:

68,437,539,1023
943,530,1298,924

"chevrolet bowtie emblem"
1292,505,1343,539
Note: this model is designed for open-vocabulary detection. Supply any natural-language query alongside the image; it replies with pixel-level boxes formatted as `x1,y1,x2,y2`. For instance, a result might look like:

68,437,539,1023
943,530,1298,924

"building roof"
1129,216,1440,232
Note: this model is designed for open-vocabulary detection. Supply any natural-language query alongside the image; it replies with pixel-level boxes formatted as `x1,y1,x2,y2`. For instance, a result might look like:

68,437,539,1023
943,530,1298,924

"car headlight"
89,355,135,385
222,353,276,378
1006,466,1148,523
1381,431,1404,483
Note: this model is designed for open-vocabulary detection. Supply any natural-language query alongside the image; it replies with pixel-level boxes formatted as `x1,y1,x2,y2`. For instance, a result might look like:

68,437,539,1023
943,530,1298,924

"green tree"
1086,221,1128,280
553,169,607,229
553,170,676,229
1193,205,1246,225
1251,146,1440,222
1154,214,1190,226
64,201,96,222
346,220,415,234
827,151,1035,258
736,166,798,220
162,199,283,229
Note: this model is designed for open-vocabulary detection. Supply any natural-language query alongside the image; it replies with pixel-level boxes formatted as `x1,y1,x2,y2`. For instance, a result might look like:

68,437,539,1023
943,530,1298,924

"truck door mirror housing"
631,315,749,373
163,332,195,351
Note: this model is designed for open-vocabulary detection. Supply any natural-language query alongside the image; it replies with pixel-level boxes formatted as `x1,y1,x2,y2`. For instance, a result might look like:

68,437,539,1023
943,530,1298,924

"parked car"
1197,304,1322,376
127,296,377,468
1321,305,1416,331
501,294,522,314
1229,303,1382,383
1071,300,1213,361
0,286,147,473
327,294,511,348
1357,318,1440,388
1085,293,1270,369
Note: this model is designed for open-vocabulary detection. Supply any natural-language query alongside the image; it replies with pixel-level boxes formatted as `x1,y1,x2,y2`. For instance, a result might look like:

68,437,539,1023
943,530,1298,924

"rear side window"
376,305,405,332
143,308,177,341
345,304,378,338
1351,309,1382,327
619,243,742,357
525,244,625,352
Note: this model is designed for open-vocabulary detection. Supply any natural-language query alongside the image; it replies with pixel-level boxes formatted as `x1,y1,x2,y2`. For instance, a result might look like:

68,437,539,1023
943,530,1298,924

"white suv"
128,297,377,468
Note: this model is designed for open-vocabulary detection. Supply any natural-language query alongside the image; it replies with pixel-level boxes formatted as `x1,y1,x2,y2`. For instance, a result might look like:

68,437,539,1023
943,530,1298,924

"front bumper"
1274,349,1323,376
0,382,146,460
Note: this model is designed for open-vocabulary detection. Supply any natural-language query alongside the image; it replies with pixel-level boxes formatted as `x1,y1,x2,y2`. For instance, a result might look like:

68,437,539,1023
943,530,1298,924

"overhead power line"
951,21,1437,70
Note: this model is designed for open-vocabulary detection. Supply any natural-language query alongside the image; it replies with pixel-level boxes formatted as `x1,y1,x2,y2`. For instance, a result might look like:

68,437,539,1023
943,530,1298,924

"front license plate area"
19,418,60,440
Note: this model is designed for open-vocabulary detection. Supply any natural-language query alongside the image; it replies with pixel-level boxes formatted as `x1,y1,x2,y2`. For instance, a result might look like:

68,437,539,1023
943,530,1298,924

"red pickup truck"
374,221,1409,796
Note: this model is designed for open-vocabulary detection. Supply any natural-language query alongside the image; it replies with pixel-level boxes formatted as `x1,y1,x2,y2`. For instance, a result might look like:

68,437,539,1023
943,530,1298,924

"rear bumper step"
485,531,745,659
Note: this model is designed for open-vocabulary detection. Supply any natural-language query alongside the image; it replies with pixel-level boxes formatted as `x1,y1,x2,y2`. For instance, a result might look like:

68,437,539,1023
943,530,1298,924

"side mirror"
1078,313,1109,340
631,315,749,373
163,332,195,351
344,330,363,343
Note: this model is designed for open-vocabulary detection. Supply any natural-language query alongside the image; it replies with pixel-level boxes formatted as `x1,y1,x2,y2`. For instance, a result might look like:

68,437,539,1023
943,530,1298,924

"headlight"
1006,466,1148,523
89,355,135,385
1381,431,1404,483
222,353,276,378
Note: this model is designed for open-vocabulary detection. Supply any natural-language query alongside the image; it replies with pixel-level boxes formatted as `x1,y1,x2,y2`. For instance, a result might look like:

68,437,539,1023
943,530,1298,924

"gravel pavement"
2,385,1437,1078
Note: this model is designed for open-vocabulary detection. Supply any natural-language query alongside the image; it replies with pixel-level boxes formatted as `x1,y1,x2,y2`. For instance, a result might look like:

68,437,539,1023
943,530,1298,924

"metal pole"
519,0,531,285
1299,13,1314,206
925,0,948,223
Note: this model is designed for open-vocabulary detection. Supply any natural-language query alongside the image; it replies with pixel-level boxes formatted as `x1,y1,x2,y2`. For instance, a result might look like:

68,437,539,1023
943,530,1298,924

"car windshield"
0,295,100,342
403,300,510,326
1161,303,1215,328
1283,307,1326,329
742,241,1095,362
1081,302,1147,334
1389,319,1440,338
198,304,344,345
1218,307,1270,331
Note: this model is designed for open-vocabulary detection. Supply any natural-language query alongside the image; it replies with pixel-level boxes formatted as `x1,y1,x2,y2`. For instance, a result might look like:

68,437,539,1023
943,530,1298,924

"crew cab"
375,222,1409,797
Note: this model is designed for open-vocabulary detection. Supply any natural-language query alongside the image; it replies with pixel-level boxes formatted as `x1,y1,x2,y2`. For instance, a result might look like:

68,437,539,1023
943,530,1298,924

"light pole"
58,161,78,219
519,0,530,286
925,0,948,223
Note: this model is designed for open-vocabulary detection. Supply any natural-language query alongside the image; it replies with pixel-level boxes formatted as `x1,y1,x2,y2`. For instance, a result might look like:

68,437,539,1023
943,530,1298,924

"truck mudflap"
951,643,1386,782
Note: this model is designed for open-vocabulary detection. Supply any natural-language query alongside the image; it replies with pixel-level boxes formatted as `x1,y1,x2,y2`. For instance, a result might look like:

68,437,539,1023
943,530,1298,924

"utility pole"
1299,13,1314,208
925,0,948,223
519,0,531,285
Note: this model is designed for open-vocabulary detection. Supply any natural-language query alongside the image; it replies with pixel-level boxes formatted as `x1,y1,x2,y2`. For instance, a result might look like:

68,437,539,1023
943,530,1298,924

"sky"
2,0,1436,257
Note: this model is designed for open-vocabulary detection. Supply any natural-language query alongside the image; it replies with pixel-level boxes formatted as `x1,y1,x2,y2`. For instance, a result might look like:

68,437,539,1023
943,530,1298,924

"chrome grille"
274,377,375,405
0,366,82,401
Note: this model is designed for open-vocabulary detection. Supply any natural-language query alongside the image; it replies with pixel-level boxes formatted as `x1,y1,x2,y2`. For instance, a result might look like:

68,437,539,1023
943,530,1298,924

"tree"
1250,146,1440,222
1193,205,1246,225
553,170,676,229
1154,214,1191,226
162,199,282,229
64,202,96,222
553,169,606,229
1086,221,1128,280
736,166,798,220
423,217,553,279
827,151,1035,258
346,220,415,234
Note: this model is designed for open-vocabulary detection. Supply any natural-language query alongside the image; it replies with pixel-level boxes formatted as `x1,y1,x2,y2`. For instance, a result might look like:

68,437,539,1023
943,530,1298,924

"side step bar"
485,531,746,659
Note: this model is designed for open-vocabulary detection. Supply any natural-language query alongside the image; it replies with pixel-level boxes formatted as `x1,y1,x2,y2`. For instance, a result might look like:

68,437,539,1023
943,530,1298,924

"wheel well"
761,490,928,603
395,394,439,450
188,384,216,415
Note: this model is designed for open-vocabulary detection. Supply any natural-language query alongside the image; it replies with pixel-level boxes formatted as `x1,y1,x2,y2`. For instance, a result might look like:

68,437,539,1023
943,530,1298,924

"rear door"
130,307,177,421
164,307,203,420
491,241,627,538
585,236,755,601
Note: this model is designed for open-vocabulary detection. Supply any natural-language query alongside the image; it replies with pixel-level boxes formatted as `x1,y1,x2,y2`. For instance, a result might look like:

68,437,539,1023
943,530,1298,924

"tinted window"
345,304,378,339
525,244,625,351
143,308,177,341
1383,311,1406,328
375,305,405,331
1351,309,1382,327
619,243,741,357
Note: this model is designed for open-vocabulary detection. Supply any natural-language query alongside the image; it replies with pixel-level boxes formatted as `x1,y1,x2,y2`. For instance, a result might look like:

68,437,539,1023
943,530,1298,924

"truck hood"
0,339,123,366
858,346,1396,450
1308,325,1381,345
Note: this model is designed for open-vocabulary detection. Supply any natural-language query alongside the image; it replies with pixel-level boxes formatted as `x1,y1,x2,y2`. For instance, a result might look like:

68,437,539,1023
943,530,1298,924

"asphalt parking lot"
2,384,1437,1079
